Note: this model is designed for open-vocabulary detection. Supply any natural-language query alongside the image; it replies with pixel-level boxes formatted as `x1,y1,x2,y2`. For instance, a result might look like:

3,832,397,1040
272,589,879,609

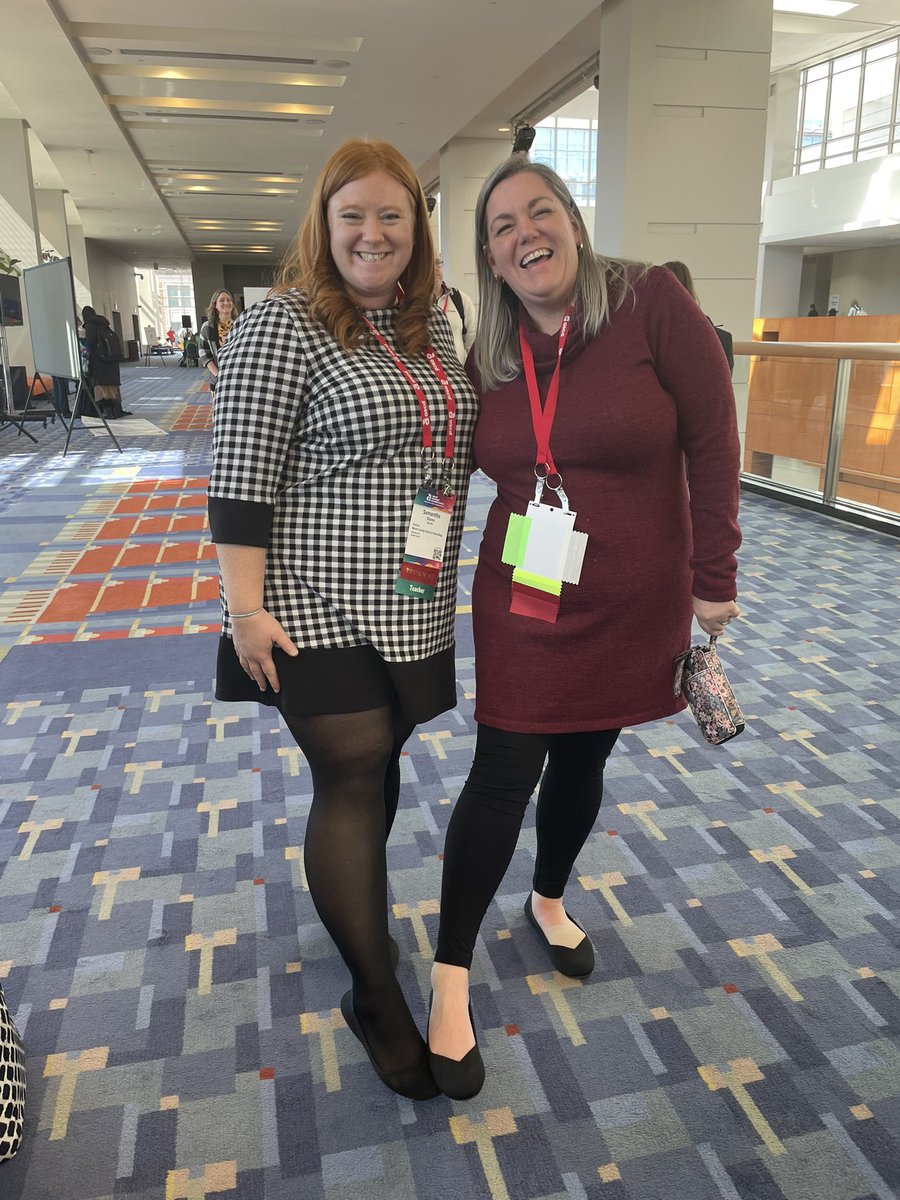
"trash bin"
127,339,139,361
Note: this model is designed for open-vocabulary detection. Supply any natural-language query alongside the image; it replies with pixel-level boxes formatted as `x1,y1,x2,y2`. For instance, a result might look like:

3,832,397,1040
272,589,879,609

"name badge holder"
360,312,458,602
501,306,587,624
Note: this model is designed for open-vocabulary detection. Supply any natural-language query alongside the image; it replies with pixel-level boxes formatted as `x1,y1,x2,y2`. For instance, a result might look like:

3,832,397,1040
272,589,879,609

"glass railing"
734,339,900,526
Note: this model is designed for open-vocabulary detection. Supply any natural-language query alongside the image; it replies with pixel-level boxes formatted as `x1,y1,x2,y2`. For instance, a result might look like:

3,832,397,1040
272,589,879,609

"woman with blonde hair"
208,139,478,1100
427,157,741,1099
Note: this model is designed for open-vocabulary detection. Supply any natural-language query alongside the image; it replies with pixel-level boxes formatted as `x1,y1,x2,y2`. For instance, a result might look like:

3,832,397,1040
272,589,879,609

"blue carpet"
1,363,899,1199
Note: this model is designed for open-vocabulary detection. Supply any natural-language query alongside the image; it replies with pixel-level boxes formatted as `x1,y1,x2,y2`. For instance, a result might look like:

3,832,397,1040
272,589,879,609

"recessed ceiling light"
89,47,113,55
773,1,857,15
305,117,327,126
119,110,140,118
497,126,511,133
322,60,351,69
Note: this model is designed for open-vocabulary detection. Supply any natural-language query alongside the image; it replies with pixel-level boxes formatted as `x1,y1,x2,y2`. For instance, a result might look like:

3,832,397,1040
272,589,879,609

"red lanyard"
360,314,457,470
518,305,574,478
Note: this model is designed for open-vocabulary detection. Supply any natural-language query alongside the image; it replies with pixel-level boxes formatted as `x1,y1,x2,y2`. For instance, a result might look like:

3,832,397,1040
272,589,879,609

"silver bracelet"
231,606,263,619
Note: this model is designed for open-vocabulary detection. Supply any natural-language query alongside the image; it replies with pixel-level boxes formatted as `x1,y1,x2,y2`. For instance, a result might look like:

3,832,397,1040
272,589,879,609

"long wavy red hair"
274,139,435,355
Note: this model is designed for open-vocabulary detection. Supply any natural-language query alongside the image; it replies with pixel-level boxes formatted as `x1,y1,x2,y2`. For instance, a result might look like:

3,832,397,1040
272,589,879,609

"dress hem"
472,695,688,735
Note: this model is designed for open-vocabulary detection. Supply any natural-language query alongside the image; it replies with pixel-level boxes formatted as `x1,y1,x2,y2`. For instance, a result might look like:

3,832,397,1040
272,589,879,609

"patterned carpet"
1,362,899,1200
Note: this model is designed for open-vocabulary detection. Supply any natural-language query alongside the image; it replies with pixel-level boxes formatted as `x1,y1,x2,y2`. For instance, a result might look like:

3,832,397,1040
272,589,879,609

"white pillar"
594,0,772,343
438,137,508,301
0,119,41,372
756,69,804,318
34,188,71,261
755,244,804,318
66,218,93,311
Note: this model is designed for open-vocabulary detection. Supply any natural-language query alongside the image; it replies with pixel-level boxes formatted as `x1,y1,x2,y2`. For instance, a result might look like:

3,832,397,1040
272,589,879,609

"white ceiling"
1,1,898,268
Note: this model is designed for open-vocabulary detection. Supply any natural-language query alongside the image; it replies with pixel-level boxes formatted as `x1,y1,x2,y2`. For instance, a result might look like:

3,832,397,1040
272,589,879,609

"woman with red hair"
208,140,477,1101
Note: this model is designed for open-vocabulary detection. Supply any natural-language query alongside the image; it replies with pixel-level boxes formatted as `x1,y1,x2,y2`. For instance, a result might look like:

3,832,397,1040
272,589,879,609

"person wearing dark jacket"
81,306,131,418
662,261,734,375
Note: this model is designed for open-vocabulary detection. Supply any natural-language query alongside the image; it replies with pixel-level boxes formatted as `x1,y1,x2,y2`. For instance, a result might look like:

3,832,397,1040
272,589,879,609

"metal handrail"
733,339,900,515
734,340,900,361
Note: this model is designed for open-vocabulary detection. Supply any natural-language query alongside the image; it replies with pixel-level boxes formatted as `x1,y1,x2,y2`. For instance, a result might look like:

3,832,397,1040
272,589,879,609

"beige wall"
85,240,139,331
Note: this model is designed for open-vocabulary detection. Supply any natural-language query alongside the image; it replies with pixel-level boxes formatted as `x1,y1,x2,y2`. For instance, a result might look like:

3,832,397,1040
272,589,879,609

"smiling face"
484,170,581,333
327,170,416,309
215,292,234,320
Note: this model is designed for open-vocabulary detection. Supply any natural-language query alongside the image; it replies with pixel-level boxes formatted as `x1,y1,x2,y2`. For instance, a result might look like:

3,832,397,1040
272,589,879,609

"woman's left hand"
692,595,740,638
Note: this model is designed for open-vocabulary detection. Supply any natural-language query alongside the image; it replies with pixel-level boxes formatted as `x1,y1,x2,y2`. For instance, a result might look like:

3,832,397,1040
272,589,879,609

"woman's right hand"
231,610,299,692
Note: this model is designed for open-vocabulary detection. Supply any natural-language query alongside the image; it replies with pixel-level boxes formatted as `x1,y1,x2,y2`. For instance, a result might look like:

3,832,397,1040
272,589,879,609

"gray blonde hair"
473,155,648,392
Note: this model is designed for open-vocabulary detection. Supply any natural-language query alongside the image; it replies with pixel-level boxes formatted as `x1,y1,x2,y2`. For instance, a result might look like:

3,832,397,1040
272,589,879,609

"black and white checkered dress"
208,290,478,664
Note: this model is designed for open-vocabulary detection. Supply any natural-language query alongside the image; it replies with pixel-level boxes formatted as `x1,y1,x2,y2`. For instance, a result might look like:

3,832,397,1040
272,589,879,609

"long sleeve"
208,298,308,548
646,268,742,601
198,320,217,368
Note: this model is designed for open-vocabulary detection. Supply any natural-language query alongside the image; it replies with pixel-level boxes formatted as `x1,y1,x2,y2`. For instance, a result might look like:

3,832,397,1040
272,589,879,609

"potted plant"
0,250,22,276
0,249,24,326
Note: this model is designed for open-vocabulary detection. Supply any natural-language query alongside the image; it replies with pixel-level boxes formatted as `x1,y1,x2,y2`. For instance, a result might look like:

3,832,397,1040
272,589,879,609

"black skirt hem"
215,637,457,725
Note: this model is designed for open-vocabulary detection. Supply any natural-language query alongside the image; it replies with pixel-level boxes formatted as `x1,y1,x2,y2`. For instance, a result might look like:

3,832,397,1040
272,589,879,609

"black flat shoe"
427,994,485,1100
340,990,439,1101
524,893,595,978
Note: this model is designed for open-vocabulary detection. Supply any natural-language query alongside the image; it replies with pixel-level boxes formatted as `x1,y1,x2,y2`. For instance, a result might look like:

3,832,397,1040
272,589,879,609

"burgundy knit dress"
469,266,741,734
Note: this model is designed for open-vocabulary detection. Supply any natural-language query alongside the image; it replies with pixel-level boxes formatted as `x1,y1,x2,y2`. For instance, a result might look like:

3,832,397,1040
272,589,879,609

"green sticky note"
512,567,563,596
502,513,532,567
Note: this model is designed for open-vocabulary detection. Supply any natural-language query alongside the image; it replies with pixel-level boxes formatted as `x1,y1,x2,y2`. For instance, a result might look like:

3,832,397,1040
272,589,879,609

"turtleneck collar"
519,302,586,373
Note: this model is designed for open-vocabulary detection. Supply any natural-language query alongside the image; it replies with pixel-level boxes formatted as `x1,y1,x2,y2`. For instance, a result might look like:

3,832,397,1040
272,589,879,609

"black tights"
436,723,620,968
283,704,420,1071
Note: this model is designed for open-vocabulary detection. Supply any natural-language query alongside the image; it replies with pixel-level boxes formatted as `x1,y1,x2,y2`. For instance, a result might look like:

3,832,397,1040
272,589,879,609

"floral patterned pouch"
674,636,745,745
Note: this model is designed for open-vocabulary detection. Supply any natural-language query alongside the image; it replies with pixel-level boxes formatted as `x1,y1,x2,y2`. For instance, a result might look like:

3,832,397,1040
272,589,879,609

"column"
0,118,41,373
438,137,508,302
34,188,71,261
757,69,804,317
595,0,772,342
66,217,93,311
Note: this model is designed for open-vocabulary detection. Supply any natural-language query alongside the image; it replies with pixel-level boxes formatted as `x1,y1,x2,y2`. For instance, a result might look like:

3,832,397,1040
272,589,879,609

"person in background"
427,158,741,1100
663,261,734,375
81,306,131,419
208,138,478,1102
199,291,239,392
807,303,819,317
827,307,838,316
50,376,73,419
848,299,867,316
433,255,477,364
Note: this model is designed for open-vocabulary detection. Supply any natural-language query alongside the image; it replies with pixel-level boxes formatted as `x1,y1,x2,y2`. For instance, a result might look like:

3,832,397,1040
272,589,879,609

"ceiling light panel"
91,64,345,87
109,95,333,116
71,24,363,56
772,1,857,14
155,172,303,184
112,95,331,114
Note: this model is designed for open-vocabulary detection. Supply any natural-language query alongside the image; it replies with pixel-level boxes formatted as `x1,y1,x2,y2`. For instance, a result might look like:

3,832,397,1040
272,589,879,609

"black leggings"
282,704,423,1073
436,723,620,968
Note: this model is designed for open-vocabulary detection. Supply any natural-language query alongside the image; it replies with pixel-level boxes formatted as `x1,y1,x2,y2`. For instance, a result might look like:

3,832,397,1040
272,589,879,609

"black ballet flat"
340,990,439,1101
427,994,485,1100
524,893,595,978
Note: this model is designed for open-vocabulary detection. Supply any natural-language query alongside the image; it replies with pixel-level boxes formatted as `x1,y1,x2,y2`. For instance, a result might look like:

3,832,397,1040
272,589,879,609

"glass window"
828,66,861,137
824,134,855,157
834,50,862,72
794,34,900,174
866,38,897,61
860,54,897,129
858,125,890,148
